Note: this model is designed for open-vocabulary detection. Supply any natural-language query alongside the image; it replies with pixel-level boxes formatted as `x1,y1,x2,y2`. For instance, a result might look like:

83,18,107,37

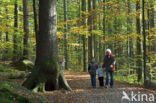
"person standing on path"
103,49,116,88
96,63,104,87
60,56,65,71
88,58,98,88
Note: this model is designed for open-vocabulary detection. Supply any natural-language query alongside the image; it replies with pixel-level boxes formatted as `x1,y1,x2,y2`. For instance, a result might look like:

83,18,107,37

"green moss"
0,82,34,103
40,57,60,74
0,81,48,103
12,60,34,71
0,88,34,103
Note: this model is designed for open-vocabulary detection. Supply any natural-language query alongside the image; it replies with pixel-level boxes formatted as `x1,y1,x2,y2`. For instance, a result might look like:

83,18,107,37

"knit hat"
106,49,111,54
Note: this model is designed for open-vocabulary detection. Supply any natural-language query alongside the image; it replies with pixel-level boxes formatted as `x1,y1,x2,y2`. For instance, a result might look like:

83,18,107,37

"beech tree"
23,0,72,92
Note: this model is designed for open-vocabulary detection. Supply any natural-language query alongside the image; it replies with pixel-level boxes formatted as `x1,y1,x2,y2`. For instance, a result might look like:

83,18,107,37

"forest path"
44,71,156,103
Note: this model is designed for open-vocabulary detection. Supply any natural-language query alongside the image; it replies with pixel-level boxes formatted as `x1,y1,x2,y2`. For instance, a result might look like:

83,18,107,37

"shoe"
105,86,108,88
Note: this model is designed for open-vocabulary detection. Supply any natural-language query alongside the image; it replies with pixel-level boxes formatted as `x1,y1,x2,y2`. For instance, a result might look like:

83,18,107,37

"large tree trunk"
13,0,19,62
23,0,71,92
136,0,142,82
64,0,68,70
23,0,29,59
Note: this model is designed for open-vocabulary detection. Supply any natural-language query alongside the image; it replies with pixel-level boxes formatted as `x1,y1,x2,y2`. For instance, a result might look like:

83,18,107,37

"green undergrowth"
0,63,29,79
0,81,48,103
11,60,34,71
114,74,144,85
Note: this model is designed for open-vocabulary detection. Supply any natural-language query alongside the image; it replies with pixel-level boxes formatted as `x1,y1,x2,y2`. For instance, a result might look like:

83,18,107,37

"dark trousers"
105,71,114,87
90,74,96,88
98,77,104,86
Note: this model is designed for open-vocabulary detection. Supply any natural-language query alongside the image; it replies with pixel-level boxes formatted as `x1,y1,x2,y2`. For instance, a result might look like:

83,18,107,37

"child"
88,58,98,88
96,63,104,87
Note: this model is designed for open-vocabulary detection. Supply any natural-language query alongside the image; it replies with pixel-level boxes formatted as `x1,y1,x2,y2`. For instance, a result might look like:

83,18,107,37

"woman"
103,49,116,88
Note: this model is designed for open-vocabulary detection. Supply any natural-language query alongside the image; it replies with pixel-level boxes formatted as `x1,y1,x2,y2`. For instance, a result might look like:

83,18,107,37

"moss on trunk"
23,57,72,92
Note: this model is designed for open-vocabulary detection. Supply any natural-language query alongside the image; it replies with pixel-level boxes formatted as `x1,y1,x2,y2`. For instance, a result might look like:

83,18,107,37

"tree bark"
13,0,19,62
82,0,88,72
33,0,38,43
23,0,71,92
142,0,147,87
88,0,94,61
102,0,106,59
93,0,97,60
136,0,142,82
23,0,29,59
64,0,68,70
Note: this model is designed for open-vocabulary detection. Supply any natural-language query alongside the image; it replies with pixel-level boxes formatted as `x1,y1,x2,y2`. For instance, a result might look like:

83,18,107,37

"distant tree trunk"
88,0,94,61
102,0,106,58
5,7,9,42
23,0,71,92
82,0,88,72
142,0,147,87
149,0,155,52
33,0,38,42
78,0,82,65
63,0,68,70
93,0,97,60
136,0,142,82
13,0,18,62
127,0,133,73
23,0,29,59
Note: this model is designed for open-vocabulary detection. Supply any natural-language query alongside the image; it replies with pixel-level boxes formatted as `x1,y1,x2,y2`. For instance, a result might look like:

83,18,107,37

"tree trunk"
102,0,106,58
13,0,19,62
23,0,71,92
93,0,97,61
5,7,9,42
88,0,94,61
33,0,38,42
136,0,142,82
64,0,68,70
142,0,147,87
23,0,29,59
149,0,155,52
82,0,88,72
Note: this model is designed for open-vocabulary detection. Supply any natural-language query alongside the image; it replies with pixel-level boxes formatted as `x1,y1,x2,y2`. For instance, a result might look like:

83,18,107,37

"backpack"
89,63,97,75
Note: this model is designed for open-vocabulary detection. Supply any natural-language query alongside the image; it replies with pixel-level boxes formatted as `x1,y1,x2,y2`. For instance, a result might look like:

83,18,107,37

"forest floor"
44,71,156,103
0,70,156,103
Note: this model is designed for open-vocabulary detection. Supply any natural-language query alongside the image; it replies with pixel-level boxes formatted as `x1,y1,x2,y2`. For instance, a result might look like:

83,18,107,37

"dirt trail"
44,71,156,103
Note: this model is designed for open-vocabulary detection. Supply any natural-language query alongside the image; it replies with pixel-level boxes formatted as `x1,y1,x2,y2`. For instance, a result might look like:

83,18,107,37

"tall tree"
23,0,71,92
5,7,9,42
82,0,88,72
149,0,155,52
23,0,29,59
64,0,68,70
142,0,147,86
102,0,106,59
13,0,18,62
88,0,94,61
93,0,97,60
33,0,38,42
136,0,142,82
